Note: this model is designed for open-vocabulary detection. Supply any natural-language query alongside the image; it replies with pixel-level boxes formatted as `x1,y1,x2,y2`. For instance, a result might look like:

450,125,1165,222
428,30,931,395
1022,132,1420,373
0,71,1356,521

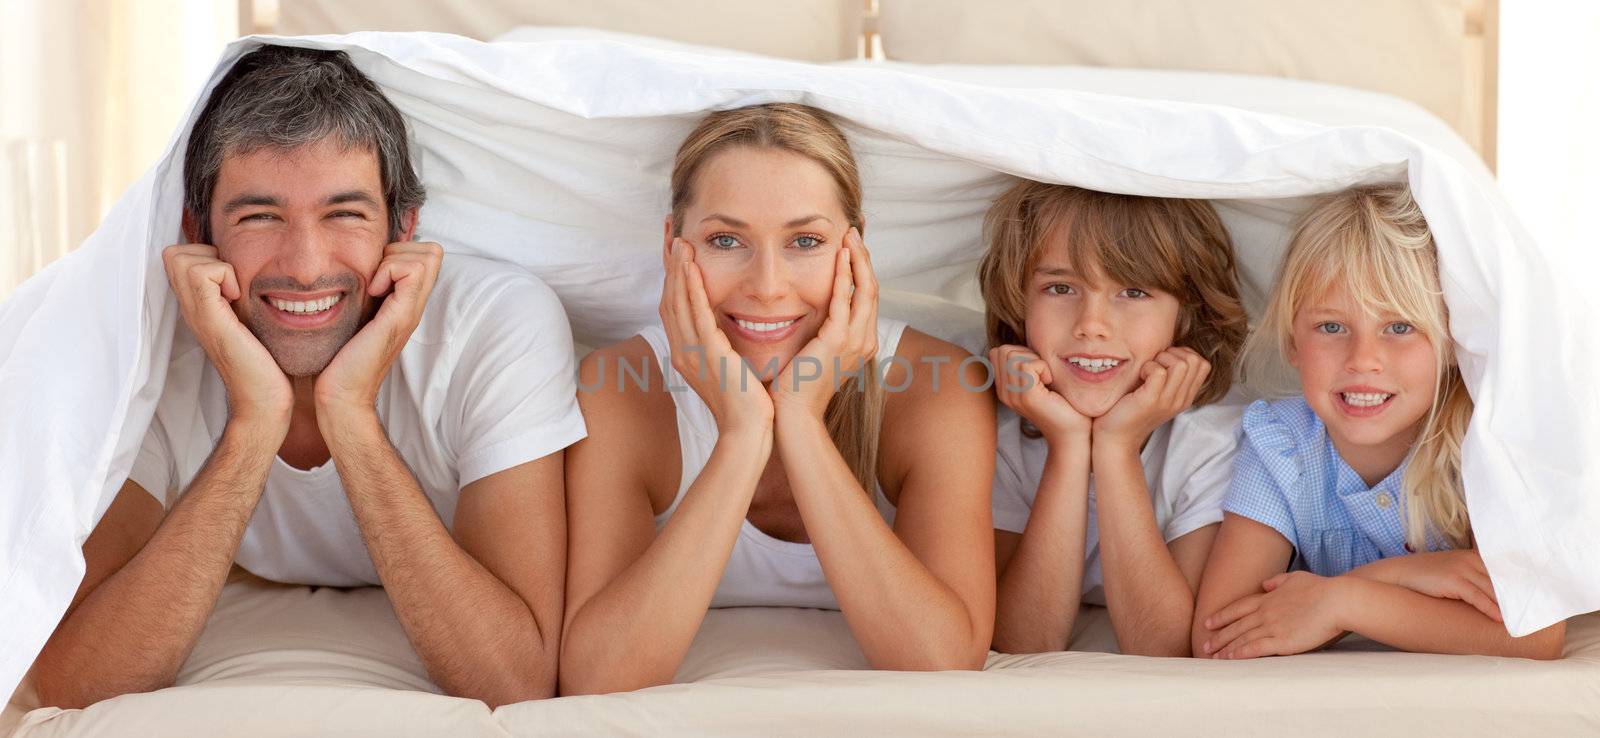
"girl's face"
1023,236,1181,418
667,146,850,381
1289,284,1438,474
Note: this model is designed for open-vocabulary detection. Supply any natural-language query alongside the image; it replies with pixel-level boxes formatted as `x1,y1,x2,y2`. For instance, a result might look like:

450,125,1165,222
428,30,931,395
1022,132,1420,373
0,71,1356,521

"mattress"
9,573,1599,737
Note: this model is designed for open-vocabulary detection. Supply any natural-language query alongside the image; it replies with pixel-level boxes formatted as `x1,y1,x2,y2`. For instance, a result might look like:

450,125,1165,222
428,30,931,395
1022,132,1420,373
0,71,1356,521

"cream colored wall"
0,0,236,298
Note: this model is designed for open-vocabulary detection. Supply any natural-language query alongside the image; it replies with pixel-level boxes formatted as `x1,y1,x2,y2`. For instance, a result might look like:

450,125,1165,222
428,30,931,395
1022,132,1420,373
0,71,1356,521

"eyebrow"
324,190,381,208
221,194,281,214
1033,264,1080,278
700,213,835,229
220,190,380,214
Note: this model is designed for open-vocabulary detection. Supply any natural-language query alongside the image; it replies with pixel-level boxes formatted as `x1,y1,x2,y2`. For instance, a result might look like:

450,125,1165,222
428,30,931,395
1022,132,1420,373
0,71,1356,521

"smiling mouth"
266,293,343,315
1064,356,1123,373
725,313,804,343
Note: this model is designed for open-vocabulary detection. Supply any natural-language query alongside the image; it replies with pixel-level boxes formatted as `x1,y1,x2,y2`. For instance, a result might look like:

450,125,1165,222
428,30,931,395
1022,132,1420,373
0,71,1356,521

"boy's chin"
1055,386,1120,419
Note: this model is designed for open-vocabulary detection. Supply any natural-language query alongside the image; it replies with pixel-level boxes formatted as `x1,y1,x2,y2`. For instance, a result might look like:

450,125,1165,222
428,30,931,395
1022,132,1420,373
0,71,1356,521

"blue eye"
1386,322,1416,335
1316,322,1345,335
1121,288,1149,299
794,235,821,249
709,234,739,250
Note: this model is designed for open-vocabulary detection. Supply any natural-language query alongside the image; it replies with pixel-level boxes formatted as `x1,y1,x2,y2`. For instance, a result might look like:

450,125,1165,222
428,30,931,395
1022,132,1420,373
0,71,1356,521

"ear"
181,210,200,244
398,208,420,242
1285,336,1300,368
662,216,675,265
855,215,867,236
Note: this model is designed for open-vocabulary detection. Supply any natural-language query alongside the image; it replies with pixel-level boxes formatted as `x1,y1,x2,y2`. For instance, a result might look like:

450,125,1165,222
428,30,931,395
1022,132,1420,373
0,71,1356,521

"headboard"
244,0,1498,168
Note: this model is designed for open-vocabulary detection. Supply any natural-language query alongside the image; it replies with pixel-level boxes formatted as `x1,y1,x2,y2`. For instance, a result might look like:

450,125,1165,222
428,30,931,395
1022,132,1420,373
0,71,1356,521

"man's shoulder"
411,253,567,346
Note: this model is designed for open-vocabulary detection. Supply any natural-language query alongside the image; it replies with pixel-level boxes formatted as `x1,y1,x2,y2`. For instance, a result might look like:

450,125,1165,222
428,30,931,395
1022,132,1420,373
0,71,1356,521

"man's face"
204,137,404,377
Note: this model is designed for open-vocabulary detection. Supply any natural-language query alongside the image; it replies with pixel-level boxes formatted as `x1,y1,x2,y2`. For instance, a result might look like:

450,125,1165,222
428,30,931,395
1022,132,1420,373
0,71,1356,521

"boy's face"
1023,236,1181,418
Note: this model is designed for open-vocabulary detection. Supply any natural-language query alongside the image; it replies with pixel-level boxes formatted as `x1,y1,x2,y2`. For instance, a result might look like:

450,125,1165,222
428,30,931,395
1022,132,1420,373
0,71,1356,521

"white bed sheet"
1,31,1598,701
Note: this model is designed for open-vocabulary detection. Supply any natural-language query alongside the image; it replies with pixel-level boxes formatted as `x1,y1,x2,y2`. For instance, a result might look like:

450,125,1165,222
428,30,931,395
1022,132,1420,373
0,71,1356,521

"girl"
982,182,1249,656
1191,184,1565,660
560,103,996,694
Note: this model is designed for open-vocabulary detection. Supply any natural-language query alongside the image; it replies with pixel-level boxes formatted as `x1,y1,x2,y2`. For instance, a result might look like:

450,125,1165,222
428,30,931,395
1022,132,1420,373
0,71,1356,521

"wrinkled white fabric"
1,32,1595,698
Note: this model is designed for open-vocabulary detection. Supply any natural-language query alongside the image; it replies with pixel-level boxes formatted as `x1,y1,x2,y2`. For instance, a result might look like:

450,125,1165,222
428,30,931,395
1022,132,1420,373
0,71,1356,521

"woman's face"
667,146,851,381
1022,236,1182,418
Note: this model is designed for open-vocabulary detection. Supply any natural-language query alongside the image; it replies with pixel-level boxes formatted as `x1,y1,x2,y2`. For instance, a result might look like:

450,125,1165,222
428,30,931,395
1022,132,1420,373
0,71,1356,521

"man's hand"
314,241,443,417
162,244,291,431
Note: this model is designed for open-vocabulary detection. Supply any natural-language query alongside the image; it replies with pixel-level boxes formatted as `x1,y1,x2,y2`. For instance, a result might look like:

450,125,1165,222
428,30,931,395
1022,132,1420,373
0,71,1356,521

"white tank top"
637,318,909,610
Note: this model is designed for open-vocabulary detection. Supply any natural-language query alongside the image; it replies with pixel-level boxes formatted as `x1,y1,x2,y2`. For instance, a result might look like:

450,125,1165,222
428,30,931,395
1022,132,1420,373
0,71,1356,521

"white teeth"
1341,392,1393,407
735,318,796,332
269,294,341,315
1067,357,1121,373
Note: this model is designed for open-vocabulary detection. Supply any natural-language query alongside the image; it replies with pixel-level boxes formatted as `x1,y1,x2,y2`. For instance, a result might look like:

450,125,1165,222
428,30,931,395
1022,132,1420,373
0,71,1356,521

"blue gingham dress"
1222,398,1448,576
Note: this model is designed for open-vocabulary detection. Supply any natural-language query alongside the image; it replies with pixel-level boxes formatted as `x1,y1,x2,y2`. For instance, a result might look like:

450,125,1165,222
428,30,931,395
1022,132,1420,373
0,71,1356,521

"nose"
744,245,788,304
1346,332,1384,374
276,220,335,288
1072,295,1112,341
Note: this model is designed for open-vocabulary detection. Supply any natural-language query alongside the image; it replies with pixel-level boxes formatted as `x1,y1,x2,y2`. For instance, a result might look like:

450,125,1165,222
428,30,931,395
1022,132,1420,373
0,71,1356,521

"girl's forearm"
1335,577,1565,659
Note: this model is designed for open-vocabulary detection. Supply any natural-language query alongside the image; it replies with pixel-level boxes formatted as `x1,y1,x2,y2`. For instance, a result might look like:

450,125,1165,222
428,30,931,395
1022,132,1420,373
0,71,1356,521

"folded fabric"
1,32,1595,698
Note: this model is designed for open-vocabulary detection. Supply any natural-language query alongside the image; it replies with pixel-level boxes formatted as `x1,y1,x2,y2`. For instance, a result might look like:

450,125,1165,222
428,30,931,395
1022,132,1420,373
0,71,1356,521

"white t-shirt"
128,254,587,587
991,401,1244,605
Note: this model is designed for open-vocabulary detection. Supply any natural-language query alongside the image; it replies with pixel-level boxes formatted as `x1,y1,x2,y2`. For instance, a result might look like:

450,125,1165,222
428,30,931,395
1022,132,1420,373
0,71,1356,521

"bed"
10,2,1599,737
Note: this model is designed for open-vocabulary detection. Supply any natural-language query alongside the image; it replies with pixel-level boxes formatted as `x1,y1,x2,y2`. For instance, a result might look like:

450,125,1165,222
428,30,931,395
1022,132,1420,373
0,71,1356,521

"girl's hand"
1201,571,1347,659
771,228,878,420
989,344,1090,445
1092,347,1210,451
660,238,773,434
1382,550,1502,623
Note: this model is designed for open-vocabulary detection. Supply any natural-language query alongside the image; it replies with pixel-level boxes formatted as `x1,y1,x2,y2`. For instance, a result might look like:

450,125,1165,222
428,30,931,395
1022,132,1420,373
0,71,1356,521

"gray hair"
182,45,426,243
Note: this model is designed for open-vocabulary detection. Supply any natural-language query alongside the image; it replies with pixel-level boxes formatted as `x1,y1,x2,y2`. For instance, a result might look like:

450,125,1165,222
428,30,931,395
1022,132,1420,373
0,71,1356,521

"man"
30,46,583,708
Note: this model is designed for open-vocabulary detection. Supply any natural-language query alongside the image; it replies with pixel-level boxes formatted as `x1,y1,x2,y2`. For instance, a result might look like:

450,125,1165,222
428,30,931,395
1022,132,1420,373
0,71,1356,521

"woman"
561,103,996,695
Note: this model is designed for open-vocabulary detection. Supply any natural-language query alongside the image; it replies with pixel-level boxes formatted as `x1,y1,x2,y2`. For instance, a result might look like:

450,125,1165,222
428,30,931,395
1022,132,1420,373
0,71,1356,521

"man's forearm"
33,421,279,708
323,408,555,706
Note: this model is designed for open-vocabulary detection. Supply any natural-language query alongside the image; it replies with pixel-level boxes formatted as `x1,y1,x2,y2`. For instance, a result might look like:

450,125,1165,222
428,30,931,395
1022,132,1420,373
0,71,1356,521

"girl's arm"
992,437,1091,653
779,333,997,670
1207,571,1566,660
560,342,772,695
1191,513,1295,657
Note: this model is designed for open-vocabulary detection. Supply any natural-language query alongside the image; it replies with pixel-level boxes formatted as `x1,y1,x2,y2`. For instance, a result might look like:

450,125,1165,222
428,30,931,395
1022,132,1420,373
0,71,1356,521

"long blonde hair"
670,103,884,491
1253,183,1474,550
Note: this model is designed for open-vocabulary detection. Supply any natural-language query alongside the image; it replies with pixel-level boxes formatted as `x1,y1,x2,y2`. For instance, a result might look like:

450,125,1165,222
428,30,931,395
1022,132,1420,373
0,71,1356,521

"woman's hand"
989,345,1090,446
1201,571,1348,659
660,238,773,434
1092,347,1210,452
771,228,878,420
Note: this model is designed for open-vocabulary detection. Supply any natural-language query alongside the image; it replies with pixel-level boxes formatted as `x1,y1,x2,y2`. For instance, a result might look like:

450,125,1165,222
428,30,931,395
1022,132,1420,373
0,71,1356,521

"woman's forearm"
993,438,1092,653
560,427,771,694
777,411,988,670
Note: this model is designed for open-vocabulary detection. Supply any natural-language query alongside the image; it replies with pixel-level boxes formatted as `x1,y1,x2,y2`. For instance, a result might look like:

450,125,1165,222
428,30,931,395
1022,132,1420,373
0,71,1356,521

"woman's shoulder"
576,335,677,435
882,327,982,398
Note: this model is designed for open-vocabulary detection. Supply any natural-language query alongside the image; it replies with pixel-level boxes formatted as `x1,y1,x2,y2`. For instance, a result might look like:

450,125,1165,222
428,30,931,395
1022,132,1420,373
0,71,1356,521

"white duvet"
1,32,1595,698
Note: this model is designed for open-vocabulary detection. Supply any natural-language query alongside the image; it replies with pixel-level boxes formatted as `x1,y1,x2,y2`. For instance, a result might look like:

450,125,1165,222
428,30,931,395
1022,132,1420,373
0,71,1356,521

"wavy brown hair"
978,182,1248,408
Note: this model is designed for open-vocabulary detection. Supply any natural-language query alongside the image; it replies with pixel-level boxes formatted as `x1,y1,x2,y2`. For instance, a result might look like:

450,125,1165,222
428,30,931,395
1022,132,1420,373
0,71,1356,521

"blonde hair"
670,103,883,491
1254,183,1474,550
977,182,1248,410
